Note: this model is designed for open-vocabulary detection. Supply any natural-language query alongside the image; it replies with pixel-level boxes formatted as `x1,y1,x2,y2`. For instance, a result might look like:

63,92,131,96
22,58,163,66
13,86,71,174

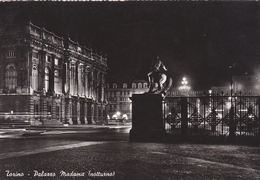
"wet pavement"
0,126,260,179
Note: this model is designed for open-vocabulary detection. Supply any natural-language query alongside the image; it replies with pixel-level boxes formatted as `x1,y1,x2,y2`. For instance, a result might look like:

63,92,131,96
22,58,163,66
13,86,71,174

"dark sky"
1,2,260,89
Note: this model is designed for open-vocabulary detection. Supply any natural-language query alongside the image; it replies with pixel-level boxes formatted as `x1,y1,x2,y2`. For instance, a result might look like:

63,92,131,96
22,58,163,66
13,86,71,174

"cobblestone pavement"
0,127,260,180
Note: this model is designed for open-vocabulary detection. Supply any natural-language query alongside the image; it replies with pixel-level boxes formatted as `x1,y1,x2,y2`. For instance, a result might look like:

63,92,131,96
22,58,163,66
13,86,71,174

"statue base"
129,94,166,142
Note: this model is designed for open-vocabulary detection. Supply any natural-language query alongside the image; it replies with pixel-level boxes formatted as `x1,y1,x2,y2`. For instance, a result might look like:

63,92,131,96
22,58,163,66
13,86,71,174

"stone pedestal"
130,94,165,142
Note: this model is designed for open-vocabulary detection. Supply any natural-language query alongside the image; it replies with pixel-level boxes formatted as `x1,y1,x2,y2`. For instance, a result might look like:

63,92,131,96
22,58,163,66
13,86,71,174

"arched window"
123,83,127,88
5,64,17,90
132,83,136,89
45,67,49,92
138,83,142,88
113,83,117,89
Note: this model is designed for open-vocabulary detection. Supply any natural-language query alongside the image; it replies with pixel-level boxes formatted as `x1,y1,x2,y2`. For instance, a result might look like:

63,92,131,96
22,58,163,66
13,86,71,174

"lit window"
138,83,142,88
54,69,59,77
123,83,127,88
132,83,136,88
5,64,17,90
113,83,117,88
45,67,49,92
54,58,59,66
32,64,38,90
143,83,147,88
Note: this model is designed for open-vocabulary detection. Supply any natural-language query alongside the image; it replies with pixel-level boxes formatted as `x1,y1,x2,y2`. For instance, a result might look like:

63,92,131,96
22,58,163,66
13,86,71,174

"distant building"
0,22,108,125
106,80,148,121
211,75,260,95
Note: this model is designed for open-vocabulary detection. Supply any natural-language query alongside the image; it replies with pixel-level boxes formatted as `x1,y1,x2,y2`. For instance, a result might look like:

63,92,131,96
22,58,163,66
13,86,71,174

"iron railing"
164,95,260,137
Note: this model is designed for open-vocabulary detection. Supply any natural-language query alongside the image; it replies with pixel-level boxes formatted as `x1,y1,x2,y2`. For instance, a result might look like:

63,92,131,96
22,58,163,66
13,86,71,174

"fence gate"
164,95,260,137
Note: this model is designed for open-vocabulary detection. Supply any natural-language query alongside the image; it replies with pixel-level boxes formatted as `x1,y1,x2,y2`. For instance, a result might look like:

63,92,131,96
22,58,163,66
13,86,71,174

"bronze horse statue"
146,58,173,97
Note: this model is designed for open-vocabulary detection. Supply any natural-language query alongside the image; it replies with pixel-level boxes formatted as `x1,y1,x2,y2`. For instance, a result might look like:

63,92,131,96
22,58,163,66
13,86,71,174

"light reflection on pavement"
0,141,105,160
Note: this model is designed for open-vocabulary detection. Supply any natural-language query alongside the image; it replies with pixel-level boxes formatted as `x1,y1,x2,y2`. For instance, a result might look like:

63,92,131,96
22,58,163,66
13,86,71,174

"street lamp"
229,65,233,98
228,64,236,138
178,77,191,91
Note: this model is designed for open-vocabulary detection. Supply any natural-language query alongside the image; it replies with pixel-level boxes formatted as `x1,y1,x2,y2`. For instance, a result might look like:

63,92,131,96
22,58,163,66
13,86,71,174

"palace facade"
0,22,108,125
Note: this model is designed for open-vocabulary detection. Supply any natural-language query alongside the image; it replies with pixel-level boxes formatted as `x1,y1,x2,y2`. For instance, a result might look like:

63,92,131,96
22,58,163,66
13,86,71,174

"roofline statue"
146,57,173,97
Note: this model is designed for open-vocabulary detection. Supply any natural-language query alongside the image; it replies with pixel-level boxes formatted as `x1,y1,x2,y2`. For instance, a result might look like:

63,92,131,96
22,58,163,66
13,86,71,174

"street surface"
0,125,260,179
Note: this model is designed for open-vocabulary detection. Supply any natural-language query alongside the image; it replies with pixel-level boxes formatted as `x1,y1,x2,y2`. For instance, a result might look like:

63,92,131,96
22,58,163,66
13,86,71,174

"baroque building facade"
0,22,107,125
106,80,148,122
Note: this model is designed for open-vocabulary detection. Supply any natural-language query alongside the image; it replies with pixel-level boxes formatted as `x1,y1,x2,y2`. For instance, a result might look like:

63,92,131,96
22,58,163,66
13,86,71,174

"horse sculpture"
146,58,173,97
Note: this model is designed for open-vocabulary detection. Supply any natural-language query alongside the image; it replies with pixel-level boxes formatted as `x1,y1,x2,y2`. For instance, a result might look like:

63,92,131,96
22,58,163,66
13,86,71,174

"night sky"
0,2,260,89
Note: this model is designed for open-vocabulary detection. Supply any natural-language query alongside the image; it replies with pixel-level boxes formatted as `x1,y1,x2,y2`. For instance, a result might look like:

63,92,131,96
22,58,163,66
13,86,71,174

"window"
32,64,38,90
7,50,15,58
46,55,51,63
143,83,148,88
5,64,17,90
132,83,136,89
54,69,59,77
138,83,142,88
45,67,49,92
54,69,61,94
54,58,59,66
113,83,117,89
123,83,127,88
32,52,39,59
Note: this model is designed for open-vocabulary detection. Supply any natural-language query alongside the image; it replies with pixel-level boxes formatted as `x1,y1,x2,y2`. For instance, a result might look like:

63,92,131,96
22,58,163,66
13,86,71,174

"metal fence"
164,95,260,137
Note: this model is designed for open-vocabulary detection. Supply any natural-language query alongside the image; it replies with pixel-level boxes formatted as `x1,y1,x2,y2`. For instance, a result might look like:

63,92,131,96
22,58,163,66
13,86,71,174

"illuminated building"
0,22,108,125
106,80,148,122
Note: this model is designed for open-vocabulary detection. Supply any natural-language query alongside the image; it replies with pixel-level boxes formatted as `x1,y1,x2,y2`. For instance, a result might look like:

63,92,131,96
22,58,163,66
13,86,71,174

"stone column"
82,65,86,97
69,63,74,96
101,73,105,102
84,99,88,124
85,70,88,97
78,64,83,97
89,71,93,98
39,50,46,92
77,99,81,124
62,62,67,94
100,105,104,124
75,62,79,96
48,55,55,95
61,96,66,123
